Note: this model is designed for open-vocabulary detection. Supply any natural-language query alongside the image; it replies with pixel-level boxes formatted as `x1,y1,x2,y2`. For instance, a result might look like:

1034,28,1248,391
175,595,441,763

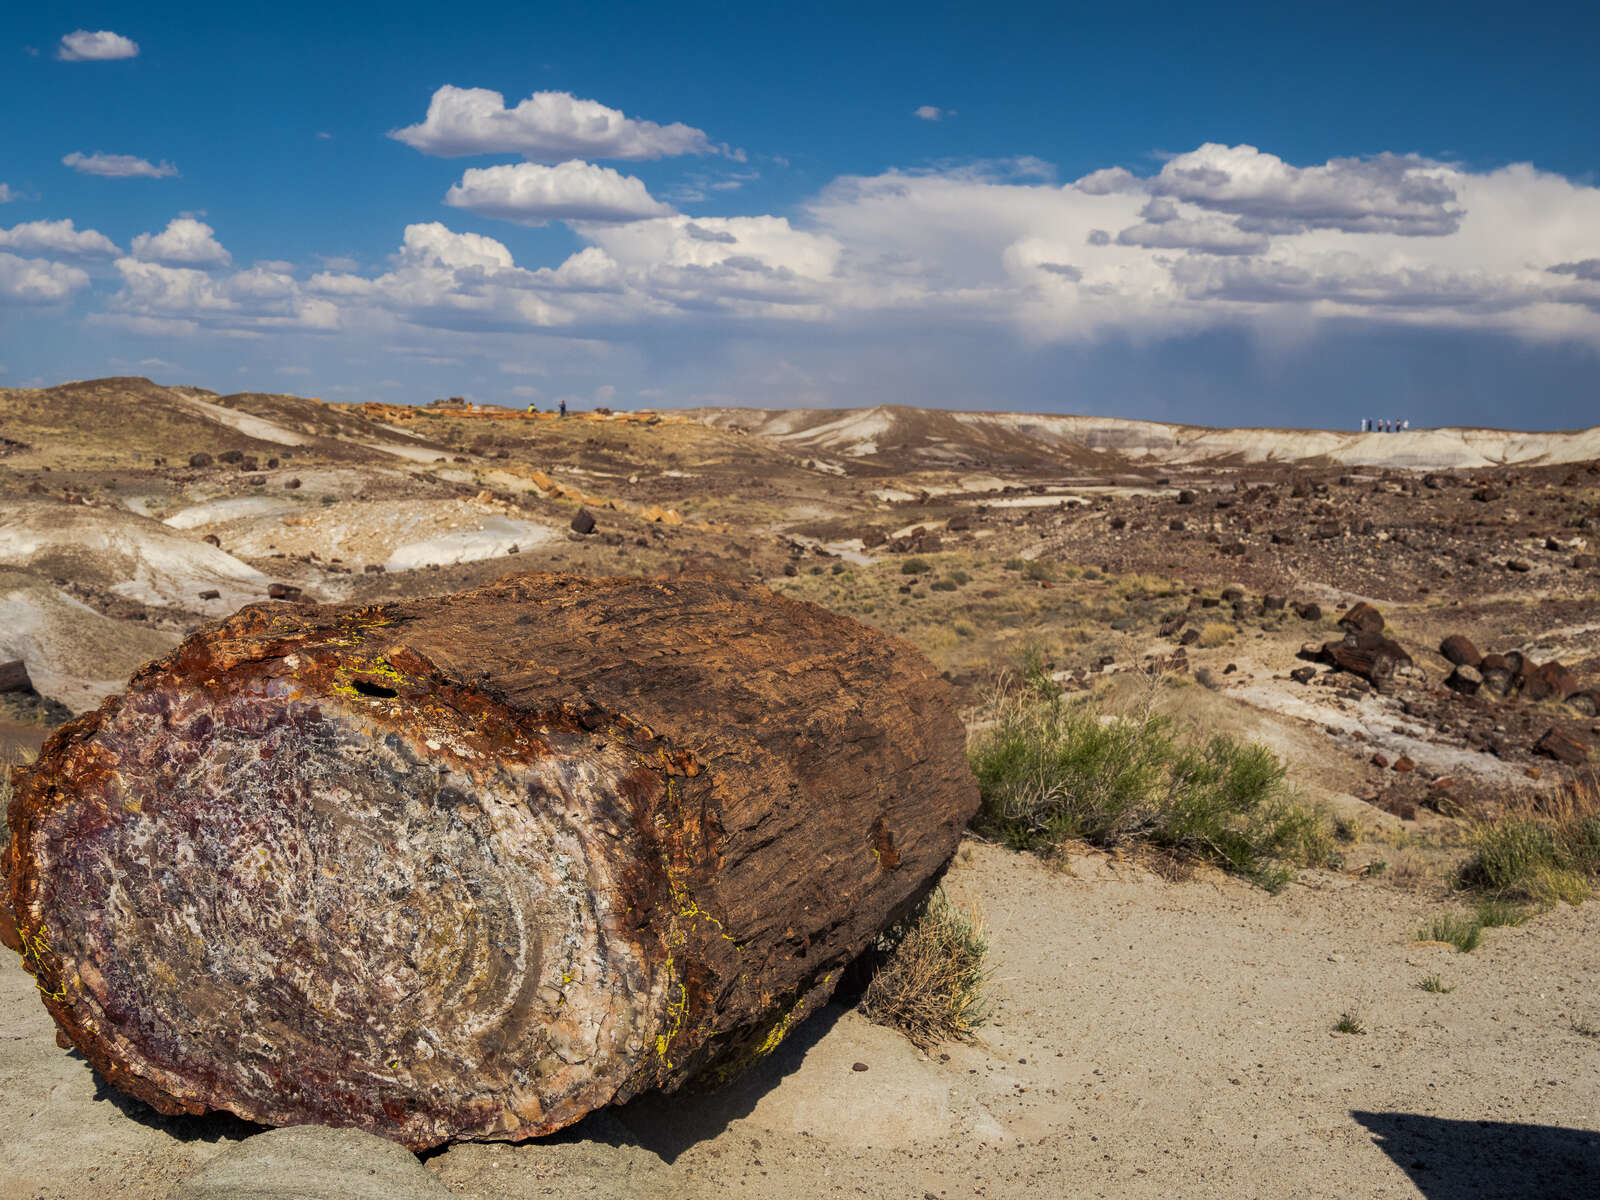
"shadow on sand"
79,1001,846,1163
1352,1110,1600,1200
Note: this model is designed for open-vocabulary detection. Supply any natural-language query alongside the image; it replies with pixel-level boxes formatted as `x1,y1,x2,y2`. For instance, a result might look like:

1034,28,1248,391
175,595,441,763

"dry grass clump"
969,673,1332,890
1458,777,1600,905
861,888,990,1049
1195,621,1235,649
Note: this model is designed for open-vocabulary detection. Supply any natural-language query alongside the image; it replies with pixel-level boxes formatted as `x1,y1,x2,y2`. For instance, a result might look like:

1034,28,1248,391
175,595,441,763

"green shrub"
1417,974,1454,993
1458,780,1600,905
901,557,931,575
861,888,990,1049
931,578,958,592
969,688,1329,889
1022,559,1053,582
1333,1010,1367,1035
1419,912,1483,953
949,569,971,586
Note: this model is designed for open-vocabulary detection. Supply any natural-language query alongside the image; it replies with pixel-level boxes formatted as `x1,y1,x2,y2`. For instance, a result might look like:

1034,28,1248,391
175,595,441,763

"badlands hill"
693,403,1600,471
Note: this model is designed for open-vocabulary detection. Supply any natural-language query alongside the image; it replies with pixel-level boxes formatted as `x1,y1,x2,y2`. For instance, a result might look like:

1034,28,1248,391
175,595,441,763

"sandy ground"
6,841,1597,1200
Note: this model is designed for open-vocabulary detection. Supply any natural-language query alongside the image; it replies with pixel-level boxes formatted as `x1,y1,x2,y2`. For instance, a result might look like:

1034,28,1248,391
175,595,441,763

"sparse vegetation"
1458,779,1600,906
1570,1016,1600,1040
901,557,932,575
860,888,990,1049
1196,621,1235,648
1333,1010,1367,1035
969,675,1331,890
1419,912,1483,953
1418,974,1455,993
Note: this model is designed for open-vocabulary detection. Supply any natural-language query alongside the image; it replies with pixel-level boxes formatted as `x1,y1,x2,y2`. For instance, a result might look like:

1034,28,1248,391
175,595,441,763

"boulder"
1479,653,1514,696
168,1125,454,1200
1521,661,1579,703
1567,691,1599,717
1534,728,1589,766
1292,601,1322,621
1439,634,1481,668
1338,602,1385,636
266,582,302,601
188,452,213,468
0,659,32,694
1289,666,1317,684
1445,665,1483,696
570,509,596,535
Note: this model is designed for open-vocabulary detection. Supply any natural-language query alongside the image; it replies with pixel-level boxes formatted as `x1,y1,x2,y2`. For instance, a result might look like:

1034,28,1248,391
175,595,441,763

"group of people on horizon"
1362,418,1409,433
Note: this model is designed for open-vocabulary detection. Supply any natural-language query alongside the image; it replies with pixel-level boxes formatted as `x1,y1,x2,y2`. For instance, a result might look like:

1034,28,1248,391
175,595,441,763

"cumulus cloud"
444,160,673,225
65,143,1600,376
1148,143,1462,236
1115,215,1269,255
130,217,231,267
0,219,119,258
57,30,139,61
63,151,178,179
914,105,943,121
391,86,716,160
0,252,90,303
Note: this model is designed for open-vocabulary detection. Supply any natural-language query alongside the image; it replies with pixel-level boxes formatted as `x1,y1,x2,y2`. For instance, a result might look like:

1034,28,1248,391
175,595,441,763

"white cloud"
130,217,231,267
914,106,943,121
57,30,139,62
398,222,514,270
0,218,119,258
0,252,90,304
391,85,717,161
0,184,16,203
1148,143,1462,236
63,152,178,179
444,160,673,225
1115,215,1269,256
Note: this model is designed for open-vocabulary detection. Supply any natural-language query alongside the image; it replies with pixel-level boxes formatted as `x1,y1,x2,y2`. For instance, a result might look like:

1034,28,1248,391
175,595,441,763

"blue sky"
2,2,1598,427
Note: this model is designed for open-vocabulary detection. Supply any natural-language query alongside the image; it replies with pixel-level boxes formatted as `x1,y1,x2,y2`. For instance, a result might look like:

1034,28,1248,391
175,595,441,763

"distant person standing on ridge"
1362,418,1369,432
559,398,567,418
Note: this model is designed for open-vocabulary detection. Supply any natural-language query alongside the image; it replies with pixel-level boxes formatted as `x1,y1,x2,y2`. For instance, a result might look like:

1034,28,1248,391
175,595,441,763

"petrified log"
2,573,976,1149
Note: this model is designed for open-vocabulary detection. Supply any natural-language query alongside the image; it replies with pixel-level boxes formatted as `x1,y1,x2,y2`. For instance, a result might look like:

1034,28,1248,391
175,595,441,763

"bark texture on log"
3,572,977,1149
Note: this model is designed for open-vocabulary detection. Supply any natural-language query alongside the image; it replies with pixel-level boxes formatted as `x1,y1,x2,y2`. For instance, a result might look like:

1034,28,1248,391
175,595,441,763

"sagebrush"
861,888,990,1049
969,678,1331,889
1458,778,1600,906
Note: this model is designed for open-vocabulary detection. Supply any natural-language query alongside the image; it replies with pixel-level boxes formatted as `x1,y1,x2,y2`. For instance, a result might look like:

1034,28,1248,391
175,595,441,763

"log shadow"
73,1050,266,1145
1352,1110,1600,1200
579,1001,851,1163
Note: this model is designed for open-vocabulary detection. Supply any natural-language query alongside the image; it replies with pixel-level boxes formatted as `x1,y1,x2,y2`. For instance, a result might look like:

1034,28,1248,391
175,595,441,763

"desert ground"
3,377,1599,1198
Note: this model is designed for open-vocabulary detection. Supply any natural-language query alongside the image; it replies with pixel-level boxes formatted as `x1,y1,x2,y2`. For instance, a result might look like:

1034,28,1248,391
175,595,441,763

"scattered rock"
218,450,244,465
1521,661,1579,702
188,452,213,468
202,533,221,548
1176,490,1196,505
1445,664,1483,696
570,509,597,535
267,582,303,601
1292,601,1322,621
0,659,33,694
364,564,385,574
1393,755,1416,773
1533,727,1589,766
284,477,301,489
197,588,221,601
1338,602,1385,636
1262,594,1286,611
1439,634,1481,668
1290,666,1317,684
1505,559,1532,573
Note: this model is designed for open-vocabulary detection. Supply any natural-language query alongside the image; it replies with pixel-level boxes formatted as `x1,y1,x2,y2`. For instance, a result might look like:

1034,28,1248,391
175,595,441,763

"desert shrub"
1003,557,1026,572
931,578,958,592
1333,1010,1367,1035
1419,912,1482,953
949,569,971,586
901,557,932,575
1458,779,1600,905
1196,621,1235,648
1417,974,1454,993
1022,559,1053,582
953,620,975,638
861,888,990,1049
969,686,1329,889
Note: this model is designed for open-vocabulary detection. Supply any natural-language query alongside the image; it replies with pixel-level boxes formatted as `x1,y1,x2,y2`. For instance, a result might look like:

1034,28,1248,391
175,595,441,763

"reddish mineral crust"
3,572,977,1149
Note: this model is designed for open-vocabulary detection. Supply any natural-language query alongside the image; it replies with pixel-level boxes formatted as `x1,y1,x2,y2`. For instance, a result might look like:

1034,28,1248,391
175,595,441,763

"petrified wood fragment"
2,572,977,1149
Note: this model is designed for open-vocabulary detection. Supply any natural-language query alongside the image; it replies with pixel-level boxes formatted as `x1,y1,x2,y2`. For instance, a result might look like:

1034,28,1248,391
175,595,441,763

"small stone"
570,509,597,535
852,1061,869,1072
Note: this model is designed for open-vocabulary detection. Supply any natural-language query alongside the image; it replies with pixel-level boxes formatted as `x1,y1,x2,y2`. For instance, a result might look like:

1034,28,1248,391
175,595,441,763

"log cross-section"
2,572,977,1149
